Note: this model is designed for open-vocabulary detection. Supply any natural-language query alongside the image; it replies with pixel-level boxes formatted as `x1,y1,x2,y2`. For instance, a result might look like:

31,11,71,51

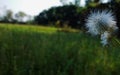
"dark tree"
34,5,86,29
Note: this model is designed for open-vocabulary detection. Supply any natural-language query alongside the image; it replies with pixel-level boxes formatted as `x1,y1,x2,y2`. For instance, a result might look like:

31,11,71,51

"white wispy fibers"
100,31,110,46
85,10,118,46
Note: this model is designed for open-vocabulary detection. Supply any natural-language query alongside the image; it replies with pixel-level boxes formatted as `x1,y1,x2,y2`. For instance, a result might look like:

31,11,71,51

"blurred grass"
0,23,120,75
0,23,58,33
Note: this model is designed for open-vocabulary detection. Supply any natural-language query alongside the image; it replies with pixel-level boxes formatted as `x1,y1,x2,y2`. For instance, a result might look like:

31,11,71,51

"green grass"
0,23,120,75
0,23,58,33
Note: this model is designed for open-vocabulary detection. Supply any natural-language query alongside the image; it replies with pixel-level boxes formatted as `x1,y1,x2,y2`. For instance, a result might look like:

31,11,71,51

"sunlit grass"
0,23,120,75
0,23,58,33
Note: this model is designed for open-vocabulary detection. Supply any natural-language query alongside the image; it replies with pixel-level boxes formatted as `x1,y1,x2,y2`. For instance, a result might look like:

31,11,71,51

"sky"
0,0,108,16
0,0,63,16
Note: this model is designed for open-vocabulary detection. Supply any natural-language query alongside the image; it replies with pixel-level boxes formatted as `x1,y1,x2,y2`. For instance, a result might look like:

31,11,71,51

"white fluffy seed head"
85,10,118,35
85,10,119,46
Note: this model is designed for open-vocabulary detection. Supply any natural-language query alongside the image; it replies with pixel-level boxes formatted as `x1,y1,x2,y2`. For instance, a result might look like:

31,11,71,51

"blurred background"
0,0,120,30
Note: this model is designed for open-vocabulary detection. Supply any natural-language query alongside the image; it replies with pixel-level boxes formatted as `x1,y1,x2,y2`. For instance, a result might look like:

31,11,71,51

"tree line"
34,0,120,29
0,8,33,24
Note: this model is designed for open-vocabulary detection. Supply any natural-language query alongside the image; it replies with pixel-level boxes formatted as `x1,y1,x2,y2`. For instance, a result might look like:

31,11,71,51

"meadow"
0,23,120,75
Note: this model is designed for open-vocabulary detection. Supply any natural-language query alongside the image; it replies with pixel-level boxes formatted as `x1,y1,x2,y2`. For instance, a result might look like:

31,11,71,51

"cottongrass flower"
85,10,118,46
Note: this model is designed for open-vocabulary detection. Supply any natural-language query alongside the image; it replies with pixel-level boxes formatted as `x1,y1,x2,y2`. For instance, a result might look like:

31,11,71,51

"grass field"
0,23,120,75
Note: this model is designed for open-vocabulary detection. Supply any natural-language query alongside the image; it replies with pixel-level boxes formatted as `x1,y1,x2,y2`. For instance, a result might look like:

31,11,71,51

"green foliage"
60,0,80,6
0,24,120,75
34,5,85,29
1,10,14,23
15,11,27,22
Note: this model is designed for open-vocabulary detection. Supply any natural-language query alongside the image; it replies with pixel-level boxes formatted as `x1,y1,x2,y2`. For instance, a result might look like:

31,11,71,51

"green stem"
114,38,120,46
